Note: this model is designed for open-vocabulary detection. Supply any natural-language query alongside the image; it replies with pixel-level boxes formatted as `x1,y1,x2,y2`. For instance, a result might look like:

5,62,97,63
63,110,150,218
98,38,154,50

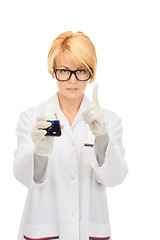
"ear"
48,69,55,78
52,72,56,79
50,71,55,79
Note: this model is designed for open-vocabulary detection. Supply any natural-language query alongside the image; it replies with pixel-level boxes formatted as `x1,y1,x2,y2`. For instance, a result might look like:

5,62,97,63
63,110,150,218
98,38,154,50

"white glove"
82,83,107,136
31,116,54,157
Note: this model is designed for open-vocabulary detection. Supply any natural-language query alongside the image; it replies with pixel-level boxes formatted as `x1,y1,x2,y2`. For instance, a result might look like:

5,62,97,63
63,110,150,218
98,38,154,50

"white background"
0,0,160,239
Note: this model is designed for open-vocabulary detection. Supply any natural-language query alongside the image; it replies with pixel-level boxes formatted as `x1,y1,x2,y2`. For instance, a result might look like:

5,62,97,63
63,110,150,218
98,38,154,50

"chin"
66,93,81,99
65,91,84,100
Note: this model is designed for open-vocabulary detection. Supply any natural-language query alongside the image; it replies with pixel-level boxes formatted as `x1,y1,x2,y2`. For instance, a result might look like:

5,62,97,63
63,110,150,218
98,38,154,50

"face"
52,54,89,100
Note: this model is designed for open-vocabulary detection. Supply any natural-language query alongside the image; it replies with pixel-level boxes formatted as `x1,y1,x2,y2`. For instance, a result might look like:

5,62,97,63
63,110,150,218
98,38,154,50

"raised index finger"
92,83,99,105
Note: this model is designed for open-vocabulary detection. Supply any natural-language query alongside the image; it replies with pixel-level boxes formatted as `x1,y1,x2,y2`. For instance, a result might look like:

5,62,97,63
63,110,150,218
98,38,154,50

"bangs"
54,49,92,74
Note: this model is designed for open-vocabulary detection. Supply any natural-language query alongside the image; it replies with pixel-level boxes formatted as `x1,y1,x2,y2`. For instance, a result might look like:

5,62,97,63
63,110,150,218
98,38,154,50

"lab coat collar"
47,93,91,139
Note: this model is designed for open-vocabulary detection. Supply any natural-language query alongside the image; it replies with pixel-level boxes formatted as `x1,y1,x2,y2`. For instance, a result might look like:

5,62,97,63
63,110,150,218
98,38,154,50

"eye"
60,69,68,74
78,69,86,74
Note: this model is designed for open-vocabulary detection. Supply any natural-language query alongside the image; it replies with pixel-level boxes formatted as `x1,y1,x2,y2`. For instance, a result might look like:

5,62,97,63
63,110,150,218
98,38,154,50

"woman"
13,31,128,240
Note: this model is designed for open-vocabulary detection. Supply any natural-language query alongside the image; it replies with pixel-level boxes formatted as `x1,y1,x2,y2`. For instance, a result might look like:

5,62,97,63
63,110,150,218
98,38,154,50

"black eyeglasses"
53,68,92,81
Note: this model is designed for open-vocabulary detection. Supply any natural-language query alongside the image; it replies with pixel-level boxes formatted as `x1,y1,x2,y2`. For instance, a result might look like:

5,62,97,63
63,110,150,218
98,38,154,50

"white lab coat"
13,93,128,240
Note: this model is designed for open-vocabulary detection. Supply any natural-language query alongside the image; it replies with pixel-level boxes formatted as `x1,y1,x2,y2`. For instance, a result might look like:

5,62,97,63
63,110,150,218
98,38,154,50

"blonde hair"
47,31,97,83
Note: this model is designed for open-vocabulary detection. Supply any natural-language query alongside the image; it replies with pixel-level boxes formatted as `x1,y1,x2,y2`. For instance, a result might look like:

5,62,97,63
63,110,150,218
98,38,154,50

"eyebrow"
59,65,70,69
59,65,85,70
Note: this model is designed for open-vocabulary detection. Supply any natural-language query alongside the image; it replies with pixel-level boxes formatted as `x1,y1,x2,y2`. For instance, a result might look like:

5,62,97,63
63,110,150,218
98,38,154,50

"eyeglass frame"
52,68,92,82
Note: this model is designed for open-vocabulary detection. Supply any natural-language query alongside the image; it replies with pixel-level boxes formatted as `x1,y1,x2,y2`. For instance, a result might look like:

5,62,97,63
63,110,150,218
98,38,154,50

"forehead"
55,54,83,69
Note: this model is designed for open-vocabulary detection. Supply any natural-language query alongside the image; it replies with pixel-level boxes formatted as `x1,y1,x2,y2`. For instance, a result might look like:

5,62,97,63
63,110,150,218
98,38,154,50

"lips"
66,88,78,93
67,88,78,90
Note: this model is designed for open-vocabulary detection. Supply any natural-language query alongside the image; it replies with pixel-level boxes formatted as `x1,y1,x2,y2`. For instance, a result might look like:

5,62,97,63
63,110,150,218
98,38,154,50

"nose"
69,72,77,83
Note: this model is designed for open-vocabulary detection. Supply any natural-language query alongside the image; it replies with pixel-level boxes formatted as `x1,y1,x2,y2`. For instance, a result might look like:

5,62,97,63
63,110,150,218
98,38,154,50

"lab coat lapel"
71,95,90,127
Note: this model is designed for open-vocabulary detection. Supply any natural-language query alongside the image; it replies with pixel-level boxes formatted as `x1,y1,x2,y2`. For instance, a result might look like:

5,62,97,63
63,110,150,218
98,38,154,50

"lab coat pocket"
23,222,59,239
89,222,111,240
82,131,95,165
83,143,94,165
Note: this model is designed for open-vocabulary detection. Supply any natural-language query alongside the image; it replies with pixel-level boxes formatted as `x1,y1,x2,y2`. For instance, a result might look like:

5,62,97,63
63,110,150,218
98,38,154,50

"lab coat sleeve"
33,153,48,184
13,110,50,189
94,132,110,166
90,113,128,187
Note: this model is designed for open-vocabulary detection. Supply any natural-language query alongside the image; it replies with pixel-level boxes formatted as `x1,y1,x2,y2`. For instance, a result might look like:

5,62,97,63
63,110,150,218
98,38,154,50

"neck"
57,92,84,115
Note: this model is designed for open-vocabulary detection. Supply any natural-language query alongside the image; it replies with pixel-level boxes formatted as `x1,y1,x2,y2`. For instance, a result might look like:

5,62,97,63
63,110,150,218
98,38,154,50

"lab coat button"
72,211,75,215
71,176,74,180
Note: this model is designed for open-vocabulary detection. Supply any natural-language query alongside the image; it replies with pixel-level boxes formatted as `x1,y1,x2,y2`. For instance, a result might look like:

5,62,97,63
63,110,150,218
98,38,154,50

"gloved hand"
82,83,107,136
31,116,54,157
